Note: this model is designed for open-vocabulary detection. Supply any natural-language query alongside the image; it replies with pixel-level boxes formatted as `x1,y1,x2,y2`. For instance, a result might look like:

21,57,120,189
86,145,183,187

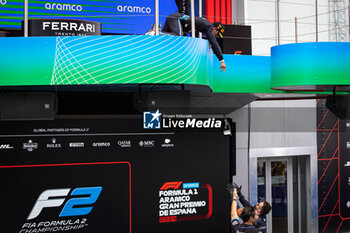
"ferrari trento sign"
27,19,101,36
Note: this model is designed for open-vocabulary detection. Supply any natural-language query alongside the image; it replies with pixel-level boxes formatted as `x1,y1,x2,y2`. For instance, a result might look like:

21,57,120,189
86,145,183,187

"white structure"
227,1,348,233
232,0,348,55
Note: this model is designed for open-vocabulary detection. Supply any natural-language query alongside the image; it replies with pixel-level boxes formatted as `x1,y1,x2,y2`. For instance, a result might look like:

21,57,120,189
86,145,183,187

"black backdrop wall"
221,25,252,55
0,117,232,233
318,99,350,232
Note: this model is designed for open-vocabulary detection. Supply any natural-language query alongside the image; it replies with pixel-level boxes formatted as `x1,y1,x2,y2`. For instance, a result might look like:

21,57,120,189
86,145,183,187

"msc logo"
27,187,102,220
143,110,162,129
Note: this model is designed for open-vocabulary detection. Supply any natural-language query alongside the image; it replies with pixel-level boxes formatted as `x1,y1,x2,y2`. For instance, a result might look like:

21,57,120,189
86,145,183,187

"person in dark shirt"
161,1,226,71
231,188,262,233
228,183,272,233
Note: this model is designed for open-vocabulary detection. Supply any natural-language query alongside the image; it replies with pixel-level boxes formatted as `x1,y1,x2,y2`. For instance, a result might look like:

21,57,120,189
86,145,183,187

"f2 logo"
27,187,102,220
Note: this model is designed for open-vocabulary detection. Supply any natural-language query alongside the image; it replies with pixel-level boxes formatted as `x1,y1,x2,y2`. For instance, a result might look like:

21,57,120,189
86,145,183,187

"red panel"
220,0,226,24
214,0,220,22
206,0,215,23
226,0,232,24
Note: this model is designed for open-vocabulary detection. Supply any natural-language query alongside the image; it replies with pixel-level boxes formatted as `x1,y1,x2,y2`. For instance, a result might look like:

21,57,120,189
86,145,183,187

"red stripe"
317,129,334,132
318,147,338,184
338,119,341,216
0,161,132,168
319,213,340,218
322,200,339,233
226,0,232,24
206,0,215,23
318,158,338,161
336,219,343,233
318,175,338,213
317,109,329,129
214,0,220,22
204,183,213,218
220,0,226,24
318,120,338,158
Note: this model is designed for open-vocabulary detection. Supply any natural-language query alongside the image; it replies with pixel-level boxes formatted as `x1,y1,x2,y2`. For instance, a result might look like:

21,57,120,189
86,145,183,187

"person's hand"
226,183,234,200
233,188,237,199
234,183,242,197
220,61,226,72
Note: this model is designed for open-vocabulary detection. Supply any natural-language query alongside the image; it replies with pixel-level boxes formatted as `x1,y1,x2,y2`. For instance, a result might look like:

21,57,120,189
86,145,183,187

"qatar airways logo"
27,187,102,220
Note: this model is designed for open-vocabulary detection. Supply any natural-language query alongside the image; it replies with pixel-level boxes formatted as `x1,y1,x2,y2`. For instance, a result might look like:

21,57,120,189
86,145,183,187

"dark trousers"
162,13,184,36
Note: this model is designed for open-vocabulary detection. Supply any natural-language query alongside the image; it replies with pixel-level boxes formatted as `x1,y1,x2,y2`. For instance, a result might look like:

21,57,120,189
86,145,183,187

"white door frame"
249,147,318,233
258,157,293,233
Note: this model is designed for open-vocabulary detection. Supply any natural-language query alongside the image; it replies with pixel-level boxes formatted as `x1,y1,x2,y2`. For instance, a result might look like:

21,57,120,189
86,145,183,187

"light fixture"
223,118,232,136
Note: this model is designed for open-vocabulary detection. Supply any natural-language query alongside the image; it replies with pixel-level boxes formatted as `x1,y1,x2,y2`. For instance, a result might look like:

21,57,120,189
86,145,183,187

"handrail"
199,0,202,39
155,0,159,35
24,0,28,37
191,0,195,38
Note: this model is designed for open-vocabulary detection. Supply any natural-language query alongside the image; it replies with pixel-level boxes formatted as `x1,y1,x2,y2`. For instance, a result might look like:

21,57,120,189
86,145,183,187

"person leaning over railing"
162,13,226,72
160,0,226,72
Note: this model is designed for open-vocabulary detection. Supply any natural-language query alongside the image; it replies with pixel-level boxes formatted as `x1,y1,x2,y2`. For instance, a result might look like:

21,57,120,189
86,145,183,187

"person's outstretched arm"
230,188,241,232
231,188,238,220
196,18,226,71
239,195,252,208
237,186,252,208
205,27,223,59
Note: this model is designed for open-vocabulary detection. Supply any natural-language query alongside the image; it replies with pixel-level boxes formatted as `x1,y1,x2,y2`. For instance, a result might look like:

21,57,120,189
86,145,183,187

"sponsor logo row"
43,3,152,14
0,138,174,152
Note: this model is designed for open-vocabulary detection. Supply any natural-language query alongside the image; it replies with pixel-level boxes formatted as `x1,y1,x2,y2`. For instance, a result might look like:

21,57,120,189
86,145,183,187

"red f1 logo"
160,181,183,190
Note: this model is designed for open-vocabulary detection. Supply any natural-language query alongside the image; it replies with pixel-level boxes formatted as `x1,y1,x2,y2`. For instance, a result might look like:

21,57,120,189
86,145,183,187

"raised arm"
205,26,224,62
239,194,252,208
236,184,253,208
231,188,238,220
